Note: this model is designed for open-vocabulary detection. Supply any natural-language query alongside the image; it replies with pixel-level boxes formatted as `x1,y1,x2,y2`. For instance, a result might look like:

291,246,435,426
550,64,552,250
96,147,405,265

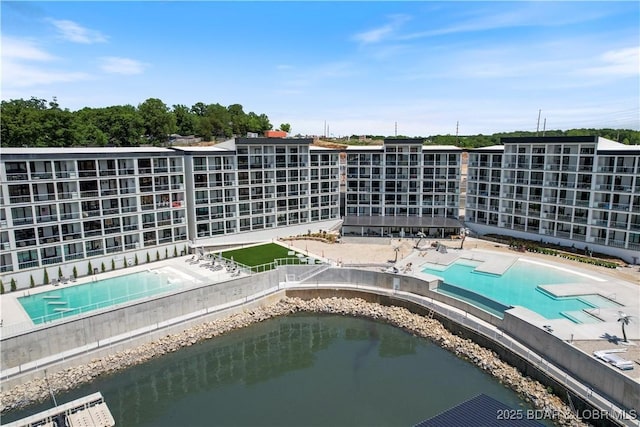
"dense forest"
1,97,638,148
0,97,275,147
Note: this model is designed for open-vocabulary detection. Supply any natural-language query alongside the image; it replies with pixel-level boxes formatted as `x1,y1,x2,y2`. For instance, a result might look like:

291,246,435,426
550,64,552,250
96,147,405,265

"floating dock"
3,392,115,427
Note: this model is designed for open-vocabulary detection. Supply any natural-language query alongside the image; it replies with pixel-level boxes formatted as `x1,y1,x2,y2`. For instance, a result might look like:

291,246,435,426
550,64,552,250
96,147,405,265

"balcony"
7,173,29,181
65,253,84,261
37,214,58,223
42,256,63,265
86,248,104,257
32,172,54,180
10,196,31,204
13,217,34,226
19,260,39,270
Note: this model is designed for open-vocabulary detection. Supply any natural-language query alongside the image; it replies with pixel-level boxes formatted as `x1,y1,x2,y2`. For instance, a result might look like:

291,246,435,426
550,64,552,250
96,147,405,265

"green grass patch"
220,243,306,268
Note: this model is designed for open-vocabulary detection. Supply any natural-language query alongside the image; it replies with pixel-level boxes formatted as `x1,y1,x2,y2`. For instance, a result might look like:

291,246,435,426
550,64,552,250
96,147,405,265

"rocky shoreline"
1,297,586,426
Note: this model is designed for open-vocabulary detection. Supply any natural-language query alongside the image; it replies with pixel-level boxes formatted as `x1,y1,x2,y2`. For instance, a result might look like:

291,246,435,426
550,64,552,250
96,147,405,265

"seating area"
186,252,243,277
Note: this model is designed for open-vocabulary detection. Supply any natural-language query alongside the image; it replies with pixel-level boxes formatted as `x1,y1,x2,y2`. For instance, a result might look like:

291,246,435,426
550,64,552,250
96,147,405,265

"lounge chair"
594,350,634,370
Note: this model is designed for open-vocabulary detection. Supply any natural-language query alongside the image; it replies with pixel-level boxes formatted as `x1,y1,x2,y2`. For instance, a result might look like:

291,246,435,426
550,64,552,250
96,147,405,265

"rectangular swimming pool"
19,271,177,324
422,259,616,323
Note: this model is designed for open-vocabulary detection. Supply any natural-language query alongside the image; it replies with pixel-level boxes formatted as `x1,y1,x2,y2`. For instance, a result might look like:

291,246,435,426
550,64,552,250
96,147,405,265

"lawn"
220,243,308,268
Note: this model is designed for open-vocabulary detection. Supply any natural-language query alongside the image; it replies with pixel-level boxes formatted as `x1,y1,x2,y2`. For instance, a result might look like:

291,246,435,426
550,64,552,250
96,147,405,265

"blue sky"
2,1,639,137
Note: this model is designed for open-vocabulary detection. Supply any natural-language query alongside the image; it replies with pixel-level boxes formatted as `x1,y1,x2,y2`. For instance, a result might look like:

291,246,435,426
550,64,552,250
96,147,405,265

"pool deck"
0,255,249,336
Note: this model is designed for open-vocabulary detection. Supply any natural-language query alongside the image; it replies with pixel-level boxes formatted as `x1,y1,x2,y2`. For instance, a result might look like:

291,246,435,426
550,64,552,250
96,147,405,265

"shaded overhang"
342,216,462,228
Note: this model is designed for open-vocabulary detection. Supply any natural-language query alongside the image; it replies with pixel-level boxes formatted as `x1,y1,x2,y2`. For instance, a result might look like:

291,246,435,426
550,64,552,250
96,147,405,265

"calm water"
3,314,548,427
423,260,601,321
18,271,175,324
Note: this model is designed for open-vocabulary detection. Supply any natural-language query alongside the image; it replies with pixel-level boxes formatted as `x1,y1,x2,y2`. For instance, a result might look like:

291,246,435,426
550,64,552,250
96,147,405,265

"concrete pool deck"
0,255,249,336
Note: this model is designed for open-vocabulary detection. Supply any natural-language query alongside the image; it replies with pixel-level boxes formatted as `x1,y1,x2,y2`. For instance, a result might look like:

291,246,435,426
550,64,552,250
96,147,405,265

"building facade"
174,138,340,246
0,148,188,282
343,139,462,238
465,136,640,263
0,139,341,288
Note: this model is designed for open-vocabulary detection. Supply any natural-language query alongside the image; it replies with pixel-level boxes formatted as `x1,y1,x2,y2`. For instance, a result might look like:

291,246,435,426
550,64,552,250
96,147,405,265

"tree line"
1,97,638,147
0,97,277,147
346,129,639,147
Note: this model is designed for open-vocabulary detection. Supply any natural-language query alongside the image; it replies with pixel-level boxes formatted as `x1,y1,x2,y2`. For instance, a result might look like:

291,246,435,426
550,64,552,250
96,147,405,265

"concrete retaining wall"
1,270,279,372
300,267,503,326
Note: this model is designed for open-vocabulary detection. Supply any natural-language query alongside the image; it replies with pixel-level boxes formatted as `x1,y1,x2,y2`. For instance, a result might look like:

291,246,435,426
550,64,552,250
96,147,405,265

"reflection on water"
4,314,543,427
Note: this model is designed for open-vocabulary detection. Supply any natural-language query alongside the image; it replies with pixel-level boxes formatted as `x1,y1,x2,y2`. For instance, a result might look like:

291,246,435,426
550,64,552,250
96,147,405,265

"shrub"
88,262,93,275
0,279,4,294
73,266,78,279
135,254,139,265
43,269,49,285
58,266,63,278
10,278,17,292
173,246,178,257
146,253,151,263
30,275,35,288
111,259,116,270
101,262,106,273
165,248,168,259
156,250,160,261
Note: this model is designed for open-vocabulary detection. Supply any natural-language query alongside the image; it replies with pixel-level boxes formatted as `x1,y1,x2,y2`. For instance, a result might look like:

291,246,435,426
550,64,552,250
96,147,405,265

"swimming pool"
19,271,178,324
422,259,617,322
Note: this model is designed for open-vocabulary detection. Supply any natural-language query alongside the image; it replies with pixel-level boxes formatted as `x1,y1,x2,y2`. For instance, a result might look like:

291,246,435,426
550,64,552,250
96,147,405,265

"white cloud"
1,36,55,61
2,59,91,88
580,47,639,78
49,19,107,44
99,57,148,75
352,14,411,44
1,36,91,88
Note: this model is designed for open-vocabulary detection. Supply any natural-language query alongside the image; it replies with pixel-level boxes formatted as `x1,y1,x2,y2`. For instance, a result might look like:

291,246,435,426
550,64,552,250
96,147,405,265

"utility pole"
536,109,541,135
542,118,546,136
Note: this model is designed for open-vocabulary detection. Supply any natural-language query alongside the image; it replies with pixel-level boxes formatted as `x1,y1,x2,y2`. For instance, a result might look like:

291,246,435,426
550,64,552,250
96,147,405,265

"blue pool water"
422,260,611,321
19,271,176,324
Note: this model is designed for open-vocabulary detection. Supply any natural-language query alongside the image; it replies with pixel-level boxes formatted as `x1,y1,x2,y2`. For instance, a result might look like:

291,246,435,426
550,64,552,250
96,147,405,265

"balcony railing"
86,249,104,257
19,260,39,270
42,256,63,265
65,253,84,261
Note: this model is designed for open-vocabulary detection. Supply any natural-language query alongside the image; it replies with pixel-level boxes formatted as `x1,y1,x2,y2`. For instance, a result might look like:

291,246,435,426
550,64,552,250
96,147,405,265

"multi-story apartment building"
174,137,341,246
465,136,640,263
0,148,189,281
343,139,462,238
0,139,341,287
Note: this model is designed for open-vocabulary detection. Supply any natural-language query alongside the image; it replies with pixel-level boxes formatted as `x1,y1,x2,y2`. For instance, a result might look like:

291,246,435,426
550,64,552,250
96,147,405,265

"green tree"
88,261,93,275
101,262,106,273
73,266,78,279
138,98,176,145
58,266,63,278
111,259,116,270
172,104,196,136
43,269,49,285
279,123,291,133
135,254,139,265
0,279,4,294
30,275,35,288
174,246,178,257
156,250,160,261
146,252,151,263
11,278,17,292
